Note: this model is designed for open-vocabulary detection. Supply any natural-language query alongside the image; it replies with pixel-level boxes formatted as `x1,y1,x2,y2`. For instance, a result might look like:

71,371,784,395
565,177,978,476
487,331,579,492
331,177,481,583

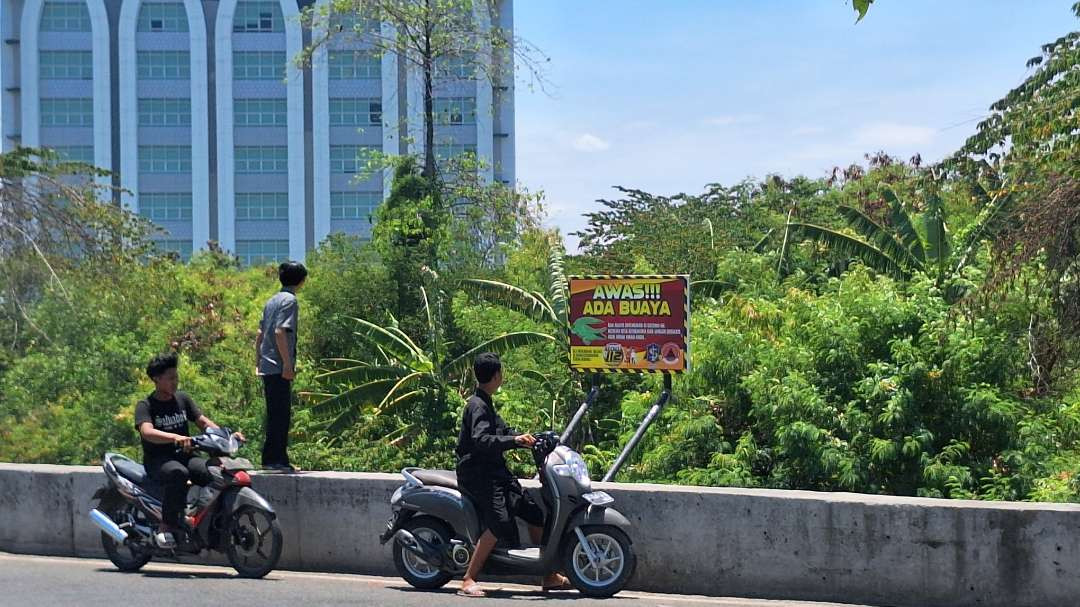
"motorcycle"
380,428,637,597
89,427,283,578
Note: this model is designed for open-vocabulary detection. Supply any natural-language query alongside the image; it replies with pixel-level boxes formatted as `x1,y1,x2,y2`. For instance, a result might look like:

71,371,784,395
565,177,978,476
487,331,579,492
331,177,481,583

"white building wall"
310,0,331,245
474,0,494,184
7,0,514,263
1,0,22,152
20,0,111,189
216,0,306,260
118,0,210,254
495,0,515,185
281,0,305,261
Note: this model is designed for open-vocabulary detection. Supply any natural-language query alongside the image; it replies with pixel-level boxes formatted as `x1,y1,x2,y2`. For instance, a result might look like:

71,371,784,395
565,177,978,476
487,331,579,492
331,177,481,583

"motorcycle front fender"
220,486,276,516
566,505,633,534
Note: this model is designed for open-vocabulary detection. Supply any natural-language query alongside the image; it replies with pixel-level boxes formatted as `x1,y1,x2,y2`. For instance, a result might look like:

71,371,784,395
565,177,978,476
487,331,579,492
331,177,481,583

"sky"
512,0,1074,250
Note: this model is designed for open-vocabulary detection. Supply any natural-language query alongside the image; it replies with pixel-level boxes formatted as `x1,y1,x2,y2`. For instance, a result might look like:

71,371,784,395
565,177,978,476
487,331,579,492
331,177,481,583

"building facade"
1,0,515,263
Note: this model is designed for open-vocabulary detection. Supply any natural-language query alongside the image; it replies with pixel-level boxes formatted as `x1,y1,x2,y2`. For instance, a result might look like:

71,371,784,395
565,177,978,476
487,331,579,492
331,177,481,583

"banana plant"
786,182,1014,288
305,284,554,434
461,246,569,335
519,369,576,430
462,246,734,342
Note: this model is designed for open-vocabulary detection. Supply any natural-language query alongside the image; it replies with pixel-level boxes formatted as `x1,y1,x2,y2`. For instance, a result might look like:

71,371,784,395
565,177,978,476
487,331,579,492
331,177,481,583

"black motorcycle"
89,427,283,578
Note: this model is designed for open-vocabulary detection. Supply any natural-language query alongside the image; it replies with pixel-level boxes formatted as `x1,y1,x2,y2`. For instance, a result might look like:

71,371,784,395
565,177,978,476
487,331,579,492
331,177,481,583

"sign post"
565,275,690,481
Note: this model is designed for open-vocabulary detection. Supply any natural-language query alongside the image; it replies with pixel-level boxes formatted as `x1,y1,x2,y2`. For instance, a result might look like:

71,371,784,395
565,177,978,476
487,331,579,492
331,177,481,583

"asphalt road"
0,552,873,607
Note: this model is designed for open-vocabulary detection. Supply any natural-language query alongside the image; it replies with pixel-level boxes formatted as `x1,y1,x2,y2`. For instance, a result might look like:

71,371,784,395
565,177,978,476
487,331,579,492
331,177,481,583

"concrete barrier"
1,462,1078,607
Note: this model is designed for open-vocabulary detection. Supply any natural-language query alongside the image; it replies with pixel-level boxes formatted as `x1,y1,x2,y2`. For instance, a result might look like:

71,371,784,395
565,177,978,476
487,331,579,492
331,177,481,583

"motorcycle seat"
412,469,458,490
113,458,148,485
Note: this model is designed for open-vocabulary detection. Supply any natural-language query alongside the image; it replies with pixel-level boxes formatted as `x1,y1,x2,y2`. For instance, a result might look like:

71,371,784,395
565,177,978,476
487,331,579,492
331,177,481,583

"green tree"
787,185,1011,291
949,3,1080,392
303,0,547,179
0,147,151,354
371,157,444,341
301,233,395,364
307,275,555,439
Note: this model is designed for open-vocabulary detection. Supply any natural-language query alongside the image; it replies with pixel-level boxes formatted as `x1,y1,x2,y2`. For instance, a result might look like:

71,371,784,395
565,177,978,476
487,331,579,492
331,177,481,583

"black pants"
457,470,544,547
261,374,292,467
148,456,210,527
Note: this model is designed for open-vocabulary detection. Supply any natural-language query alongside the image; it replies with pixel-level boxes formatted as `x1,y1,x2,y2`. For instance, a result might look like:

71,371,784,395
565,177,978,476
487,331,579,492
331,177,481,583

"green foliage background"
1,4,1079,503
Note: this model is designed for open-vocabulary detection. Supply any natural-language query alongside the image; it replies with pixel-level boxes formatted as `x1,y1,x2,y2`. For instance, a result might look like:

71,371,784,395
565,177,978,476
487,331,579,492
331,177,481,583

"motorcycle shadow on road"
94,567,278,581
393,587,632,601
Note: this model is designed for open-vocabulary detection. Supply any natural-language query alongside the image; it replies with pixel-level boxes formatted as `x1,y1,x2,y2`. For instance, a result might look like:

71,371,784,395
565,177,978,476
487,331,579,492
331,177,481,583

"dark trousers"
148,456,210,527
261,374,292,467
457,468,544,547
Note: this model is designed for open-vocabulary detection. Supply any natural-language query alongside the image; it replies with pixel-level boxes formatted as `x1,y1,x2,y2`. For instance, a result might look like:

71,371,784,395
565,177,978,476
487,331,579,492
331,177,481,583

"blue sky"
512,1,1074,249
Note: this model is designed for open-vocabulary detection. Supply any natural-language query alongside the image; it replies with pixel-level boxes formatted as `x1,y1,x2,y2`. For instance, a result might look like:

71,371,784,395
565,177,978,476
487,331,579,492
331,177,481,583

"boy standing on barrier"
455,352,570,597
255,261,307,473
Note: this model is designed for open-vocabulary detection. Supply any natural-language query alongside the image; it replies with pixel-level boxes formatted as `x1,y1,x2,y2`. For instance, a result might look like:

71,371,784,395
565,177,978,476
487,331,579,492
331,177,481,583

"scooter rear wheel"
563,525,636,597
392,517,454,590
99,500,152,572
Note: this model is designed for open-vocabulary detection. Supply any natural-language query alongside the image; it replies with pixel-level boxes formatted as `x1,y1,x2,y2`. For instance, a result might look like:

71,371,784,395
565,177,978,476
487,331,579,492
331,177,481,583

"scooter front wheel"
392,517,454,590
224,506,283,578
563,525,636,597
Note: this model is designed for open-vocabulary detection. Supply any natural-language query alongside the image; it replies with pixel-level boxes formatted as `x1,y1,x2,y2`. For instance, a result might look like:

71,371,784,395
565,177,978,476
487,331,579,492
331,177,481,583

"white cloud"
571,133,611,152
792,125,827,136
853,122,936,147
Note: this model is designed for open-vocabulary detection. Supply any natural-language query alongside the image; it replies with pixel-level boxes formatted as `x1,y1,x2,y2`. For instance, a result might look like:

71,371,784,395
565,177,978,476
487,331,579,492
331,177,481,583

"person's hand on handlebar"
174,435,194,453
232,431,246,443
515,433,536,447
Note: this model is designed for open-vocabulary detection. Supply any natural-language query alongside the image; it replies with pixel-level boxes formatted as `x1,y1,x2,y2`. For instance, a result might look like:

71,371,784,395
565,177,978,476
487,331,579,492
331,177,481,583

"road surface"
0,552,877,607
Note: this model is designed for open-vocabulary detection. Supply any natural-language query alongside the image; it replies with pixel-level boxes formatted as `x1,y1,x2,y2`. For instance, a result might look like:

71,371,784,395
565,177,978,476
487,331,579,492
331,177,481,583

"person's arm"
470,404,531,453
494,413,518,437
254,328,263,375
138,422,193,451
274,328,293,380
274,297,298,380
195,415,218,431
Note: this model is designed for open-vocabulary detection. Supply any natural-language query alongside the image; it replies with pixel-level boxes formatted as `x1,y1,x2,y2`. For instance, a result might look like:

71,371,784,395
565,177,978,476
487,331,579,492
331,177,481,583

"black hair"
146,351,179,379
473,352,502,384
279,261,308,287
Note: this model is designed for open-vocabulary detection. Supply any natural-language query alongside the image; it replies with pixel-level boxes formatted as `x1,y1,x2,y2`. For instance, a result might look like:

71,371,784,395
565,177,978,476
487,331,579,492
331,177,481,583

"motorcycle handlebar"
173,431,245,456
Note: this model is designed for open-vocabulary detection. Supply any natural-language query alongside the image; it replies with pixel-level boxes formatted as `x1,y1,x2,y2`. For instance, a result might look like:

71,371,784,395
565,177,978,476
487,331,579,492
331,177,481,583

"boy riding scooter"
455,353,571,597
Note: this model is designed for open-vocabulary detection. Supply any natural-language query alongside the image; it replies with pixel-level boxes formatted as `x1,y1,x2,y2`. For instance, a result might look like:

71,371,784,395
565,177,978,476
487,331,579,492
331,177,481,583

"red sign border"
566,274,690,374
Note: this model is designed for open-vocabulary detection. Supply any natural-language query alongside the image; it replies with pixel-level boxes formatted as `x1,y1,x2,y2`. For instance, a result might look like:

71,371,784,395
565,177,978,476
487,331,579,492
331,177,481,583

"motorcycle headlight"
553,450,591,488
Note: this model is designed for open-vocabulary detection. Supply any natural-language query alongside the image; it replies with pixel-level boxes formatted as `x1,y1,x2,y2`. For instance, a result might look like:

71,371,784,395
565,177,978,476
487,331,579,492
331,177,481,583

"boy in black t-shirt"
134,352,243,548
454,352,569,597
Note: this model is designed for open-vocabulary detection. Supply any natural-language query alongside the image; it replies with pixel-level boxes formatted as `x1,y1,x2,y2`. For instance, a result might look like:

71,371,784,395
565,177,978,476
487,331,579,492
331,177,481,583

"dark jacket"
455,388,519,479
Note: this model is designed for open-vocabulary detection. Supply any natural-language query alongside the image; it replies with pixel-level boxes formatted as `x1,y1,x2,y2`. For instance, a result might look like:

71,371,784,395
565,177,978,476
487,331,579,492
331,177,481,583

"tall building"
0,0,515,263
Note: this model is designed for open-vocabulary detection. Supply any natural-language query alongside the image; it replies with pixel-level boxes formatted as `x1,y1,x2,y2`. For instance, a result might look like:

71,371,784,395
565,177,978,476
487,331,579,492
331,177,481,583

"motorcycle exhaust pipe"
89,509,128,543
394,529,444,568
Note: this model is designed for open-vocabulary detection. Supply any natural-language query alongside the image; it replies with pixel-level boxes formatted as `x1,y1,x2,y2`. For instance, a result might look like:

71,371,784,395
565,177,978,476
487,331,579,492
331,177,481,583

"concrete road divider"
1,463,1077,607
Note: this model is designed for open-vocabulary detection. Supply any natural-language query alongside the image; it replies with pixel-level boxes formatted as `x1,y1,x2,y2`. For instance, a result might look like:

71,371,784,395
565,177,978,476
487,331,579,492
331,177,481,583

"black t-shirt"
455,388,518,479
134,391,203,464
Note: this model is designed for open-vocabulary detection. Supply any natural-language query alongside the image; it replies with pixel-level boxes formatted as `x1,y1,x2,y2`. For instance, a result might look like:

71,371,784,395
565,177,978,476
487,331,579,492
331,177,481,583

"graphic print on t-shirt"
154,411,188,433
135,392,203,463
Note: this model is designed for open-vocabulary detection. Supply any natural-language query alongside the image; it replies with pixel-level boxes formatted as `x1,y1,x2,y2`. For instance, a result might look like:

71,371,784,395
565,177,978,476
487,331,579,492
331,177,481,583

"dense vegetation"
1,5,1078,503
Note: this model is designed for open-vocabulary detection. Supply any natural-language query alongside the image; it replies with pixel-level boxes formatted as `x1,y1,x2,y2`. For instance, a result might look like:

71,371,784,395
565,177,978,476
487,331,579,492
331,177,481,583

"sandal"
542,574,573,592
457,582,487,597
